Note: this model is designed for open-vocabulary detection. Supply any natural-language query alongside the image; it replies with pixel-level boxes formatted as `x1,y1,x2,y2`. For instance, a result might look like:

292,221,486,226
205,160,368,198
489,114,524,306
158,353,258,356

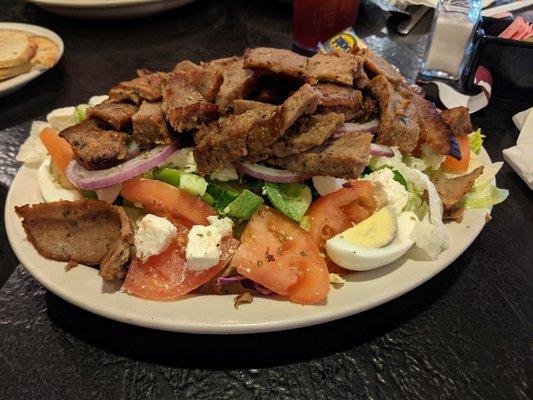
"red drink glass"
293,0,361,51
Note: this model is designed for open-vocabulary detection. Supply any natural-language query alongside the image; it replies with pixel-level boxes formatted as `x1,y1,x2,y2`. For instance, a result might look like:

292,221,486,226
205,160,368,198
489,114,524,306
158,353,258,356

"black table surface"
1,1,531,399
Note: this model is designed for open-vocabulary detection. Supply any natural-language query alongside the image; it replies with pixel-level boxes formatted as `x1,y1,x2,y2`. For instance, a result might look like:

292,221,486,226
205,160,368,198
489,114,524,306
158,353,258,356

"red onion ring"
67,142,179,190
370,143,394,157
235,161,312,183
217,275,246,285
335,119,379,137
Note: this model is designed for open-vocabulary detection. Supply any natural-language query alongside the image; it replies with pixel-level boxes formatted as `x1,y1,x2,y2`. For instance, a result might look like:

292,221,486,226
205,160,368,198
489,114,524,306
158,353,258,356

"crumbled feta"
186,216,233,271
163,147,197,173
16,121,51,165
88,95,109,107
210,165,238,181
329,273,346,286
207,215,233,236
134,214,177,262
363,168,408,215
95,184,122,204
312,176,347,196
46,107,77,131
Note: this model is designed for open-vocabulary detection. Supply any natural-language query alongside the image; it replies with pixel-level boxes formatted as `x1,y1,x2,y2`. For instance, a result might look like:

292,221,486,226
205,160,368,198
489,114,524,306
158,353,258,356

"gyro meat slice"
15,200,134,280
245,83,320,161
132,101,173,147
407,89,453,156
306,52,362,86
194,107,274,173
86,99,138,131
368,75,419,154
256,112,344,160
432,166,484,222
60,119,128,170
441,106,473,136
243,47,307,79
162,73,219,132
210,57,257,113
276,83,320,132
173,60,224,103
355,48,404,85
268,132,373,179
109,71,170,104
232,99,276,115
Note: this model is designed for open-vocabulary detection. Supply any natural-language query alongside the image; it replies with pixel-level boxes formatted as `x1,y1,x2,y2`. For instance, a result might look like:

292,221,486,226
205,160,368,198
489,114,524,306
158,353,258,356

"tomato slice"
39,127,74,175
232,206,330,305
121,179,216,226
443,136,470,173
123,221,239,300
306,180,376,275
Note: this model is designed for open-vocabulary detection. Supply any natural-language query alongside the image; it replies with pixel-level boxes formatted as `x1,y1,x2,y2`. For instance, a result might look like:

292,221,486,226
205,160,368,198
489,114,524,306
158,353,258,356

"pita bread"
0,30,36,68
0,62,32,81
29,36,60,68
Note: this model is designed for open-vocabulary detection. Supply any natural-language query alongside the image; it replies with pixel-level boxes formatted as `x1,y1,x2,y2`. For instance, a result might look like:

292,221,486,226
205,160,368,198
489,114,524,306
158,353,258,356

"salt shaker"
420,0,482,80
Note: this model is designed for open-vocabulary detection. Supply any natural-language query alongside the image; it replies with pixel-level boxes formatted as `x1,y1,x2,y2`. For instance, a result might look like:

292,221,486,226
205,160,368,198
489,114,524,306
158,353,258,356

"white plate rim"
5,152,492,334
26,0,190,9
0,23,64,97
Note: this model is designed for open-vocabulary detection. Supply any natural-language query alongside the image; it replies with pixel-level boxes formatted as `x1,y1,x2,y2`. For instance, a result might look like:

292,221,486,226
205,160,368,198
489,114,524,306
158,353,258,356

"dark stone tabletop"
0,1,531,398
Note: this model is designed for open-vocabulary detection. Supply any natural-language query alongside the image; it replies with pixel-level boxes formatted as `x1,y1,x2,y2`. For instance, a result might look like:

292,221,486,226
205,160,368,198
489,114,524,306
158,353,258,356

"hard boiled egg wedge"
325,207,419,271
38,157,81,202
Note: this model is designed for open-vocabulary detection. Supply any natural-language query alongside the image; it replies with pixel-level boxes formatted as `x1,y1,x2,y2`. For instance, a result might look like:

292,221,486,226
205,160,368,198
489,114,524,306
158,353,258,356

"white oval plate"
5,151,492,334
0,23,64,98
25,0,196,19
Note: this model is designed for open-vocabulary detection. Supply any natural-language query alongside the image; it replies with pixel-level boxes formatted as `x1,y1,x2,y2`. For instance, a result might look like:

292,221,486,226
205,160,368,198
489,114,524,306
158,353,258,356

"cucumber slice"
206,181,240,213
152,168,207,196
179,173,208,196
206,181,262,219
264,182,312,223
75,104,89,123
224,189,263,219
152,168,181,187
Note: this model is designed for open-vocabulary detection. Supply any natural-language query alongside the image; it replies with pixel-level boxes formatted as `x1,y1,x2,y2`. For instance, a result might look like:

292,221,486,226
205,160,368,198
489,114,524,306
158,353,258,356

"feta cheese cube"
134,214,177,262
88,95,109,107
186,216,233,271
210,165,238,181
46,107,77,131
363,168,408,215
163,147,197,173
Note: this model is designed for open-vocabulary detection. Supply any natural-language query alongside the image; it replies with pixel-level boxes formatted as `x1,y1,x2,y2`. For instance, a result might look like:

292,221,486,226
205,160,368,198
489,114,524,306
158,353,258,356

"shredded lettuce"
370,150,433,173
402,181,428,220
468,129,485,155
420,145,446,171
462,181,509,209
373,148,448,259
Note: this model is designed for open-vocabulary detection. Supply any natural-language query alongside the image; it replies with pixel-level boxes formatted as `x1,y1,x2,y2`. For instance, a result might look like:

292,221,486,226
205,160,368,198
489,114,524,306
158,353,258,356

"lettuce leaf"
372,148,448,259
468,129,485,155
402,181,428,220
462,181,509,209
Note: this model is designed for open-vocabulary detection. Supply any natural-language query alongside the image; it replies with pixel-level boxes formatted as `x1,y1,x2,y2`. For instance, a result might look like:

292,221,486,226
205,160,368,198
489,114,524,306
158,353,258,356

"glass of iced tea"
293,0,361,51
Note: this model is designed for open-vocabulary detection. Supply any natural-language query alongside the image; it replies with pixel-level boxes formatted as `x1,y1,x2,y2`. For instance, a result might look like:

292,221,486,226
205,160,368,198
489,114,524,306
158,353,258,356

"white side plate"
5,150,492,334
25,0,196,19
0,23,64,98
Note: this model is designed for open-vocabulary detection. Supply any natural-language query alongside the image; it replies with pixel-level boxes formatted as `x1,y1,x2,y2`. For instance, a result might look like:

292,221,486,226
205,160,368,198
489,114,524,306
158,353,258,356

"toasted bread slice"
0,62,32,81
0,30,37,68
29,36,59,68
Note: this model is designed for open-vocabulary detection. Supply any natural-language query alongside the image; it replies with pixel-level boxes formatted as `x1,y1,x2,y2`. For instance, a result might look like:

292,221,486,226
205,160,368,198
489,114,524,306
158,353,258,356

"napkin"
502,107,533,189
388,0,493,11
